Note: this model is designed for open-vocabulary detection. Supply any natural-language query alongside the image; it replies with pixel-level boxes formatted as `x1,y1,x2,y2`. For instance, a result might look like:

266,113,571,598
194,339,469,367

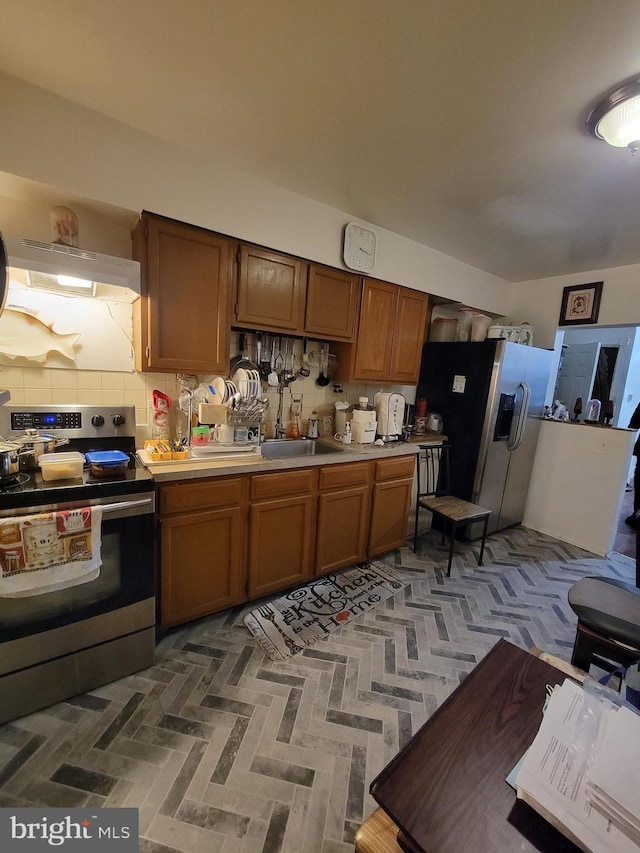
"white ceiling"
1,0,640,282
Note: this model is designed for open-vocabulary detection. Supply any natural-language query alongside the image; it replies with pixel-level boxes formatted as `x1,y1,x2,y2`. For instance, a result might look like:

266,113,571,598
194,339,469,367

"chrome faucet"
274,371,298,437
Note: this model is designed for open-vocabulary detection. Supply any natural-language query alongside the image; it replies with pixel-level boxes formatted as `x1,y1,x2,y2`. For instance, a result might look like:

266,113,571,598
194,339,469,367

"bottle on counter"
342,421,352,445
307,411,319,438
286,414,301,439
585,399,601,423
573,397,583,421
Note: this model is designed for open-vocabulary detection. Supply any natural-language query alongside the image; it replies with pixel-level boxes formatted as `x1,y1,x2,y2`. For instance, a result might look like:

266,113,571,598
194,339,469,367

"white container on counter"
39,452,85,481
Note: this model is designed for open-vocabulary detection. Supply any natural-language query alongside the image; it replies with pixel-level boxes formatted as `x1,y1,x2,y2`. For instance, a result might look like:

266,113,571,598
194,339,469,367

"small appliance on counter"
351,397,377,444
374,392,406,442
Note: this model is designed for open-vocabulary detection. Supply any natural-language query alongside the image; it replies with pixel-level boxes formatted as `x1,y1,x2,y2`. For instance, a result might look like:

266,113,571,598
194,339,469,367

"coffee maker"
374,392,406,442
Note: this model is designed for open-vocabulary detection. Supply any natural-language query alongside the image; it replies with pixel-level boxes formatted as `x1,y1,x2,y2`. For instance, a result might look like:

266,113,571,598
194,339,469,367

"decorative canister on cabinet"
430,318,458,342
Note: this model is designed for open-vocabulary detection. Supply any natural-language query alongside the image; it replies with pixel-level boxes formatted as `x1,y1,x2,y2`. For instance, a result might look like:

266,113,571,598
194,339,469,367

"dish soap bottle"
286,413,301,439
307,410,319,438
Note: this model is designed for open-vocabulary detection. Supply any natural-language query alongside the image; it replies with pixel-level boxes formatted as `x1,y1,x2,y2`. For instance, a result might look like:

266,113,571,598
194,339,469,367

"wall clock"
343,222,376,272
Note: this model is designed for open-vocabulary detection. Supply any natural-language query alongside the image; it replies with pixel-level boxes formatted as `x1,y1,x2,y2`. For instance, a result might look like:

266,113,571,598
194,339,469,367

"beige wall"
508,262,640,349
0,333,399,445
0,71,520,444
0,71,509,312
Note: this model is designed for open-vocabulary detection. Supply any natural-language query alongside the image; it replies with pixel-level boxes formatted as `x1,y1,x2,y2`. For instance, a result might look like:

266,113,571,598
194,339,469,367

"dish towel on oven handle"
0,506,104,597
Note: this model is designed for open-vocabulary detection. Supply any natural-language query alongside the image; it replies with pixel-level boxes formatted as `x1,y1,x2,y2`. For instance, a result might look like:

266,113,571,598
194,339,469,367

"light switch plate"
452,375,466,393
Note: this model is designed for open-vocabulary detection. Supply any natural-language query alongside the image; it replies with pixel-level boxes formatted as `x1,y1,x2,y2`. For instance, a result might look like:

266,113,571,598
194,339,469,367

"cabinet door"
316,486,370,575
236,244,306,333
351,278,397,382
389,287,429,384
369,478,413,557
248,494,315,598
160,506,246,627
134,212,232,374
305,264,360,341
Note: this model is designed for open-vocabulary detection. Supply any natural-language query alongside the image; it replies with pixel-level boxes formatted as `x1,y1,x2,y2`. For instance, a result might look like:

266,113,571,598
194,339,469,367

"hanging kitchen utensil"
230,332,260,375
258,333,272,380
298,338,311,377
255,333,263,380
316,343,330,386
282,337,293,372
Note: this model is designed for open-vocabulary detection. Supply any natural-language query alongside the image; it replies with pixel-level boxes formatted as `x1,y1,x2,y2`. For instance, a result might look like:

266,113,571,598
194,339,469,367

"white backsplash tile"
51,370,78,389
0,340,414,442
101,371,126,390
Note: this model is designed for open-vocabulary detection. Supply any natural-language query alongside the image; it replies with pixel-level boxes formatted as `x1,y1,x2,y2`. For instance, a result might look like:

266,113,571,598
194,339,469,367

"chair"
413,442,491,576
568,576,640,674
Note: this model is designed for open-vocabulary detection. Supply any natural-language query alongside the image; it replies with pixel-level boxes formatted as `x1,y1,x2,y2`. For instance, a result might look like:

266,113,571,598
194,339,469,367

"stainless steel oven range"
0,404,155,724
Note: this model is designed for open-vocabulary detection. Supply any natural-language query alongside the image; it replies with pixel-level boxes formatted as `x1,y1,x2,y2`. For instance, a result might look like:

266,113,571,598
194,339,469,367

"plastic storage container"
85,450,129,477
430,317,458,342
39,451,85,481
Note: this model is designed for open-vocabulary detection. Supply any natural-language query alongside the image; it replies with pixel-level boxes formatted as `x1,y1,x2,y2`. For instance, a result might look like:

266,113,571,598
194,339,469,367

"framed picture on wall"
559,281,603,326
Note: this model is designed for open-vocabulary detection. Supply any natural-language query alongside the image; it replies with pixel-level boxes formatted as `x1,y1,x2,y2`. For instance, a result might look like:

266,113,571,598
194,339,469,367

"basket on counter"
143,440,188,461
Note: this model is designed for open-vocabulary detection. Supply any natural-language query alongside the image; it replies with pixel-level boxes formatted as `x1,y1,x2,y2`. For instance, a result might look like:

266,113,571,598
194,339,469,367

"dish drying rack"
225,400,264,430
197,398,265,430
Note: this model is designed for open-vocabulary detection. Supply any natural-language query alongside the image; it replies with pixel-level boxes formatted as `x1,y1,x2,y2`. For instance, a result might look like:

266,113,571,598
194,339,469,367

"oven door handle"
100,497,155,517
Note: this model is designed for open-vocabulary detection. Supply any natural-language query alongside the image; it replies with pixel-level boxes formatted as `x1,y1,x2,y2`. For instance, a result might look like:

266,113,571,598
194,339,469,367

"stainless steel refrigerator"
417,339,552,536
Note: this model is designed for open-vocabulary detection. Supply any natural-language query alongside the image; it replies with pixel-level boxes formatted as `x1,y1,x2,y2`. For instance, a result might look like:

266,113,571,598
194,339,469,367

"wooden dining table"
363,640,583,853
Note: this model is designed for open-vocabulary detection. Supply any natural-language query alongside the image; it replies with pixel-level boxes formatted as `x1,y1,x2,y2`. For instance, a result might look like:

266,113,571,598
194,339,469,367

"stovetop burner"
0,473,30,491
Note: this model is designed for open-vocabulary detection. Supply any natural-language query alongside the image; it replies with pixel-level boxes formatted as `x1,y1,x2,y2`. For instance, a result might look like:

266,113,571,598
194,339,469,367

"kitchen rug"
243,560,406,661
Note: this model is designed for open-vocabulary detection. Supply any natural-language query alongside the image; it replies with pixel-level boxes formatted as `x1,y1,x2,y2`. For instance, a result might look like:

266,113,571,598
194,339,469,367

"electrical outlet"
333,384,343,394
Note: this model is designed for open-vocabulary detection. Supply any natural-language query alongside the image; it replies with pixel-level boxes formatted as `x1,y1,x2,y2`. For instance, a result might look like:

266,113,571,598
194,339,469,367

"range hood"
2,235,140,304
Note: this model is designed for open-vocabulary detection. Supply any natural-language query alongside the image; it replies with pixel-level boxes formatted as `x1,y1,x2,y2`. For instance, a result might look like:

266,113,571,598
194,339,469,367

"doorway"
592,346,619,411
553,325,640,429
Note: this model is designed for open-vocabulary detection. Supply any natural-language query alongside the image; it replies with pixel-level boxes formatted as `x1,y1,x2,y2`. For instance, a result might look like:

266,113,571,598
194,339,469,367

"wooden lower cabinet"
316,461,371,574
157,454,416,627
248,469,316,598
158,477,247,628
369,456,416,557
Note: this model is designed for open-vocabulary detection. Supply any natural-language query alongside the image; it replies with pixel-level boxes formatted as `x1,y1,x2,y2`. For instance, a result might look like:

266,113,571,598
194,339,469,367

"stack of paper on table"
515,678,640,853
586,705,640,845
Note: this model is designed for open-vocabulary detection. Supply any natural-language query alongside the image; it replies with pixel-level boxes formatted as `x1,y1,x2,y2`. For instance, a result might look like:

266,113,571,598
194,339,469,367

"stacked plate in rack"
208,376,238,404
232,367,261,401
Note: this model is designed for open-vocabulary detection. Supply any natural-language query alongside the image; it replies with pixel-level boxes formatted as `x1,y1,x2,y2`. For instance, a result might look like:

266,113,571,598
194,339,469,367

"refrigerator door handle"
508,381,531,451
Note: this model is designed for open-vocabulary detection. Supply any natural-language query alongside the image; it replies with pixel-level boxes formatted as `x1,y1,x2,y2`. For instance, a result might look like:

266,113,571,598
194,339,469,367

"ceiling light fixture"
586,77,640,153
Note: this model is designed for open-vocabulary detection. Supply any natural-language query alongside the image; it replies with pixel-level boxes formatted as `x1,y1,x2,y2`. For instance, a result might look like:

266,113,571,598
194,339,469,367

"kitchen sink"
260,438,343,459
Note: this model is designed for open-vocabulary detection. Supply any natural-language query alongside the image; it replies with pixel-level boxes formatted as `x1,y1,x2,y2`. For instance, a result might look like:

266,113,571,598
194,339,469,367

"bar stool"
413,442,491,576
568,576,640,674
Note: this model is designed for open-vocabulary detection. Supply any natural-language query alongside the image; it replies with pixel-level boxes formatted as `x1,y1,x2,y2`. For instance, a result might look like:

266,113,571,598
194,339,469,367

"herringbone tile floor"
0,526,635,852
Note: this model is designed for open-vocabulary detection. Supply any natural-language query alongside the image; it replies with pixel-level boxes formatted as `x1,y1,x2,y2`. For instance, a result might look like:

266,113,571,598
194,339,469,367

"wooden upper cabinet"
350,278,397,382
305,264,360,342
235,244,306,333
133,212,232,374
389,286,429,384
333,278,428,384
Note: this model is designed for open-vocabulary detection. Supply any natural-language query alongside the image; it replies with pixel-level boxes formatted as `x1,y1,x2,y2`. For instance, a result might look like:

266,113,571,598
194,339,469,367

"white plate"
210,376,227,403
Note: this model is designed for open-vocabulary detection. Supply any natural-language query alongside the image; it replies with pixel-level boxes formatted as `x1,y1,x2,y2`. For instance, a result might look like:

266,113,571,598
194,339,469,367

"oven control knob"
113,414,126,426
91,415,105,427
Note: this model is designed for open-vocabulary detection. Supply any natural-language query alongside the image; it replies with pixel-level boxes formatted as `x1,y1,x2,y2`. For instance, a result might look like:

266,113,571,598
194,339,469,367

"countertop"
136,436,434,482
541,418,634,433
